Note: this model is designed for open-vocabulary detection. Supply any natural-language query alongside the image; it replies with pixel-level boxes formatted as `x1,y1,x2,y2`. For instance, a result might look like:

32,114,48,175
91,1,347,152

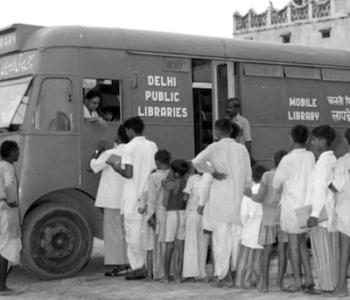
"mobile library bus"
0,24,349,279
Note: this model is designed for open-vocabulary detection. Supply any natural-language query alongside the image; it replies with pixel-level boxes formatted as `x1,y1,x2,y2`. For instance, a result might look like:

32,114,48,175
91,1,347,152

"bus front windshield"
0,77,32,130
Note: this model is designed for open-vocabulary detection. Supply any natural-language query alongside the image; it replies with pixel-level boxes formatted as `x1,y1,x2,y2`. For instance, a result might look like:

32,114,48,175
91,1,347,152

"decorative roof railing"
234,0,332,33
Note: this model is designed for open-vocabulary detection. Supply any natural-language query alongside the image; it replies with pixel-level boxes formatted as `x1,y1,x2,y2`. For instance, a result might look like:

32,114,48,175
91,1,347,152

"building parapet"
233,0,338,34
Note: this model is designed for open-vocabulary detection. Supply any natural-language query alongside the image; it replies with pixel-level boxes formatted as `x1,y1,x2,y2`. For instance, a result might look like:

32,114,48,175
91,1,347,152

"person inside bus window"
226,98,252,155
84,90,102,121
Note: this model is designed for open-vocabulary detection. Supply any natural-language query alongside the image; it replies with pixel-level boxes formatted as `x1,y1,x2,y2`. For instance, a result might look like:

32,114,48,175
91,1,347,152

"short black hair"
124,116,144,134
215,118,232,135
0,140,19,159
312,125,336,147
155,149,171,165
85,90,102,101
345,128,350,145
170,159,190,177
117,124,129,144
274,150,287,167
231,122,241,139
252,164,267,183
291,124,309,145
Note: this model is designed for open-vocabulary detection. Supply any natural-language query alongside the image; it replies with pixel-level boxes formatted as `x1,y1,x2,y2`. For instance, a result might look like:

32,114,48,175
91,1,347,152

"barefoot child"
252,150,287,292
140,150,171,280
306,125,339,293
183,172,207,280
236,165,265,288
273,125,315,293
162,159,190,282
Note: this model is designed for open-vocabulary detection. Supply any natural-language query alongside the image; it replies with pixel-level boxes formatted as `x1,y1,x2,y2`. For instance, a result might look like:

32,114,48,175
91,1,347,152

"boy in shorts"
162,159,190,283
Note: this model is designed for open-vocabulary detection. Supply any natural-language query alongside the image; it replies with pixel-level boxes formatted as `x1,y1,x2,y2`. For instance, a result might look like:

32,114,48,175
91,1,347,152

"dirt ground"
3,239,348,300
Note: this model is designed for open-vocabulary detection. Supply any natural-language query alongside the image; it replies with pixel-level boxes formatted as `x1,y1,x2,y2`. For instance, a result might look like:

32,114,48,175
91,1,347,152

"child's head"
116,124,130,144
291,124,309,145
124,116,144,139
311,125,336,152
230,122,242,141
345,128,350,147
273,150,288,168
252,164,267,183
170,159,190,178
214,118,232,140
0,140,20,163
155,149,171,169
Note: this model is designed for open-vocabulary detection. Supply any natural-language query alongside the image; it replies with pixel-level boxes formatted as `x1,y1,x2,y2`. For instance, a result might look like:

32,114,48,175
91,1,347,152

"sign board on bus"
0,32,16,55
0,51,37,80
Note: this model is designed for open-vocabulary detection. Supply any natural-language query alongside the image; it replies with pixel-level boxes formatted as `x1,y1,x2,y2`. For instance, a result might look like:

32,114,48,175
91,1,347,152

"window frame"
34,76,74,133
82,78,123,123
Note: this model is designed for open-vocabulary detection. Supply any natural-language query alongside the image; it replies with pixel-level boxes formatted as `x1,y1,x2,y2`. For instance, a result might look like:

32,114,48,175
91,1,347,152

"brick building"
233,0,350,49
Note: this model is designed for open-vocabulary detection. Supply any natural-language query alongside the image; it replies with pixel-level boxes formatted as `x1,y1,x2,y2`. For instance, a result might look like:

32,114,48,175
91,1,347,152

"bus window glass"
0,77,32,130
35,78,73,131
82,79,121,122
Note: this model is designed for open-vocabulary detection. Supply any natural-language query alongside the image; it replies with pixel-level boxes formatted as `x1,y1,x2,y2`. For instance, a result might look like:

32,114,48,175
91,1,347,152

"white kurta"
121,136,157,270
90,144,128,265
192,138,252,224
0,161,21,265
84,105,99,118
90,144,126,209
333,153,350,237
305,151,337,231
121,136,157,220
183,174,206,278
273,148,315,234
240,184,263,249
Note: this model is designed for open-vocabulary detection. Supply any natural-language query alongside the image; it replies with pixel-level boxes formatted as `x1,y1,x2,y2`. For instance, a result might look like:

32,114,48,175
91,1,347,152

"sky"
0,0,291,37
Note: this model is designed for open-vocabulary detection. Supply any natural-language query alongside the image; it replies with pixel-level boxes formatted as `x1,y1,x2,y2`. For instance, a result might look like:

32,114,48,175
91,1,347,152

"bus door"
192,60,236,154
212,61,236,119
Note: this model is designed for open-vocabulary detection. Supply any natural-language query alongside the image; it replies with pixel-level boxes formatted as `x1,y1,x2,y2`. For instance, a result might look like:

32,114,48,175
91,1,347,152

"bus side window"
82,79,121,122
35,78,73,131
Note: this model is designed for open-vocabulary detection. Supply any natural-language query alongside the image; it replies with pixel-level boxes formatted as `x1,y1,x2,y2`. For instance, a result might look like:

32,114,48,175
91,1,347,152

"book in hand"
106,154,121,165
295,204,328,229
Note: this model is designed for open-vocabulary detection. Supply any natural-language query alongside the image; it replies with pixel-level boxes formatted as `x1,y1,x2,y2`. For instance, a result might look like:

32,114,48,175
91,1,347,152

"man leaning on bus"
226,97,252,155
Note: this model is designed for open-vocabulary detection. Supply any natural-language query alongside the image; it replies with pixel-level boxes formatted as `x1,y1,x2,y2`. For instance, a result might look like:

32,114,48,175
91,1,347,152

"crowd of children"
134,120,350,297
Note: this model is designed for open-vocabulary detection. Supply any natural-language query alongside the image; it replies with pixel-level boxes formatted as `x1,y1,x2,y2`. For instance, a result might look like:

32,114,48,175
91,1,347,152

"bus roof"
13,24,350,68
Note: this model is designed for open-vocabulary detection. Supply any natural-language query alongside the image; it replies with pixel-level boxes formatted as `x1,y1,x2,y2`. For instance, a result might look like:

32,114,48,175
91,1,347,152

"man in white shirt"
226,98,252,155
306,125,338,293
193,118,252,287
273,125,315,293
90,125,130,277
109,116,157,280
0,141,21,295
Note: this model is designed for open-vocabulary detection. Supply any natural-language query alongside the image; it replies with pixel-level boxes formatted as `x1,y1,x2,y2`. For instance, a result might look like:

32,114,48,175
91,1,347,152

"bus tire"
21,202,93,280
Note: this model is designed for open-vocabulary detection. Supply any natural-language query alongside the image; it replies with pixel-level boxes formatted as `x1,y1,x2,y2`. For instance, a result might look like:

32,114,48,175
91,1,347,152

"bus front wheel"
21,202,93,280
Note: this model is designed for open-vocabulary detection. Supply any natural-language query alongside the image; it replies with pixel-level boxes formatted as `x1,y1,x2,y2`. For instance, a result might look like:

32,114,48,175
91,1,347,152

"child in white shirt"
235,165,265,288
182,173,207,279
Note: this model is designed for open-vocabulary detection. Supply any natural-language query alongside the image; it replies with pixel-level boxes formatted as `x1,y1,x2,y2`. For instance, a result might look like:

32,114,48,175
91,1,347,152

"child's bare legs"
333,232,350,297
277,241,287,289
260,244,273,292
164,241,175,282
298,233,313,288
287,234,302,291
146,250,153,281
175,239,184,282
0,256,9,292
